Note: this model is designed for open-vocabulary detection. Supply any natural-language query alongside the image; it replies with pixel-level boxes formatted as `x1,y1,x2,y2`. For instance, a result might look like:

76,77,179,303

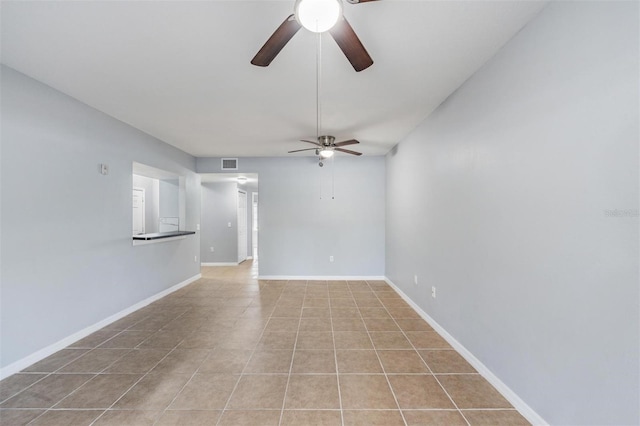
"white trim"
0,273,201,380
237,189,248,264
258,275,386,281
247,256,253,260
201,262,238,266
384,277,548,426
132,186,145,235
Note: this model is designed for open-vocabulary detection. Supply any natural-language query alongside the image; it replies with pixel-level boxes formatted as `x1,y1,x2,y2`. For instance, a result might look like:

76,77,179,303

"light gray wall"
0,66,201,369
385,2,638,425
159,178,179,218
197,157,385,277
132,174,159,233
201,182,239,263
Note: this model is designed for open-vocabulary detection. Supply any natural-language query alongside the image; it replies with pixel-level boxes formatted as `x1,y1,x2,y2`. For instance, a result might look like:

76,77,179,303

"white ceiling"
1,0,546,158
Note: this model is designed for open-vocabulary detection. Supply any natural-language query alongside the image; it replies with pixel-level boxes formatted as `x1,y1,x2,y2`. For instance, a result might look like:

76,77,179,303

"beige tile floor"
0,260,530,425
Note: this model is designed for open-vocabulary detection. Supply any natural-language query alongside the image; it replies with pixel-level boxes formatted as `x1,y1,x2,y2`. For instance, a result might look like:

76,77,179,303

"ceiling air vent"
221,158,238,170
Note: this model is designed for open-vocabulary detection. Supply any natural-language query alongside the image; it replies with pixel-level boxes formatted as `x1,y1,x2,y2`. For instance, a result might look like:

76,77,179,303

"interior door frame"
132,187,145,235
252,192,258,260
237,189,248,264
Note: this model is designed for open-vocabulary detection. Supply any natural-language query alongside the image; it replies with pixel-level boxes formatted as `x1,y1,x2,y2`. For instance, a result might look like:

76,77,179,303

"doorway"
199,173,258,270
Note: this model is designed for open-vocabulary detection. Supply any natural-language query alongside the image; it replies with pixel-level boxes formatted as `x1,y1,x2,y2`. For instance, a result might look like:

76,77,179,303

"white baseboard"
258,275,386,281
0,273,202,380
384,277,548,426
247,256,253,260
201,262,238,266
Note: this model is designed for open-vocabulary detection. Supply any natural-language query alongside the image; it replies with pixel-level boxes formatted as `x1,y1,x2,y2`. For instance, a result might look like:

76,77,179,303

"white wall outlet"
210,247,214,252
227,222,232,228
431,286,436,298
194,255,198,263
99,163,109,175
414,274,418,285
329,255,334,262
196,224,200,231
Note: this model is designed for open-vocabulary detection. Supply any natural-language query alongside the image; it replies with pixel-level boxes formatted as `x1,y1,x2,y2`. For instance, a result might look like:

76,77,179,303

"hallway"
0,261,528,425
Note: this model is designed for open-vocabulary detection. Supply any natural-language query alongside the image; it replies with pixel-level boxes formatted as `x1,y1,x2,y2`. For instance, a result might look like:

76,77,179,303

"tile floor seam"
149,355,217,426
2,342,131,408
89,333,193,426
207,298,276,425
328,286,345,426
181,276,281,424
366,280,472,426
277,280,306,426
352,280,409,426
0,374,50,406
19,373,99,425
25,347,91,373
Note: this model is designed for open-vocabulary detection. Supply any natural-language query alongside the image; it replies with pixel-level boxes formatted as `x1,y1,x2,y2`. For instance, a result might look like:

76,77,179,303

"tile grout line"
168,305,229,422
353,280,409,426
23,338,144,425
367,281,472,426
328,281,345,426
2,324,150,408
152,276,267,425
13,311,166,425
90,309,197,426
3,264,242,424
209,278,283,426
277,280,306,426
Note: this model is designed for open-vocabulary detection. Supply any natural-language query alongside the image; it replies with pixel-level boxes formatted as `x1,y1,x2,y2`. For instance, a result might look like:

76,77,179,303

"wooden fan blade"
301,139,321,146
288,148,318,153
335,148,363,156
329,17,373,72
251,15,301,67
334,139,360,147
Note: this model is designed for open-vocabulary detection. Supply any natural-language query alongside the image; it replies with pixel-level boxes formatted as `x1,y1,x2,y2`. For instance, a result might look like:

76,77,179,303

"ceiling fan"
251,0,375,72
288,135,362,165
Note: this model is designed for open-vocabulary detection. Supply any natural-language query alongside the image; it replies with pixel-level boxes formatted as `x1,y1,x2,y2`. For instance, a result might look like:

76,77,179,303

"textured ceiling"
1,0,547,157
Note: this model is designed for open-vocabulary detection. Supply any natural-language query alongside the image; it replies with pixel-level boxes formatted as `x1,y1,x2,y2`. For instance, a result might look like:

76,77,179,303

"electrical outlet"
196,224,200,231
227,222,231,228
329,256,334,262
414,274,418,285
194,255,198,263
431,286,436,298
210,247,214,252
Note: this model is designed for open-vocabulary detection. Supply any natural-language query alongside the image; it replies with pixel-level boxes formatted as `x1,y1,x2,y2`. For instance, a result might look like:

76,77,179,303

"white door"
132,188,145,235
237,190,248,263
252,193,258,259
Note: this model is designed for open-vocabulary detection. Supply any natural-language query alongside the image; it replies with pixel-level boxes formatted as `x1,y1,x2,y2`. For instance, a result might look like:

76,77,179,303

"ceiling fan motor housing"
319,135,335,146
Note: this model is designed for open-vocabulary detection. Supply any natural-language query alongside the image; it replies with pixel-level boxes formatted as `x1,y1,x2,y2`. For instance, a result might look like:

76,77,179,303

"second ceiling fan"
251,0,375,72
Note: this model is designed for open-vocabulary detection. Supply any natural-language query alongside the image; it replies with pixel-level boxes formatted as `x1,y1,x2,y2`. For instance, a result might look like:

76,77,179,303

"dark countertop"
133,231,196,241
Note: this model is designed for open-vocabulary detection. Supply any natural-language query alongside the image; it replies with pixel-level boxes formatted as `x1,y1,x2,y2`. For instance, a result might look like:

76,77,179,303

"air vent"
221,158,238,170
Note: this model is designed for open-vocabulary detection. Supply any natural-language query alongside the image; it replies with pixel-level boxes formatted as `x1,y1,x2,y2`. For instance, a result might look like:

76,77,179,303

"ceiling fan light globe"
294,0,342,33
319,149,335,158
